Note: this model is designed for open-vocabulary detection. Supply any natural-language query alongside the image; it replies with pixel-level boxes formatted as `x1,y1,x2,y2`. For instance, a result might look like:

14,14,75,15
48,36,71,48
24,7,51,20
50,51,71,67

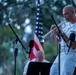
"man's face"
36,51,44,62
37,54,44,62
63,8,73,22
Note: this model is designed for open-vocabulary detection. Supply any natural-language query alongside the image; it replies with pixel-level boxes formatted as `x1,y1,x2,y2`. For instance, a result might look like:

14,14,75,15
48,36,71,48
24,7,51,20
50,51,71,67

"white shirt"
23,58,49,74
61,22,76,52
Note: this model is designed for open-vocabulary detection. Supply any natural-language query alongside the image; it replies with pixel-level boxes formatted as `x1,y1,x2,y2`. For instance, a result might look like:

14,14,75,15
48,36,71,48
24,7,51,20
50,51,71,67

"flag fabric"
30,0,44,60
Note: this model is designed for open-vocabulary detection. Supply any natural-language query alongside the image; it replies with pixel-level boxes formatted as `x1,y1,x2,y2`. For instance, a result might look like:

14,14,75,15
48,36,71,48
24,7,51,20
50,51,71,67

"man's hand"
50,24,60,35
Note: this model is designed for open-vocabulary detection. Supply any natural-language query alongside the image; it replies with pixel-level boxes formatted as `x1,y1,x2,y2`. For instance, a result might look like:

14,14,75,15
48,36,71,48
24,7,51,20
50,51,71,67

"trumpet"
42,26,58,39
42,20,66,39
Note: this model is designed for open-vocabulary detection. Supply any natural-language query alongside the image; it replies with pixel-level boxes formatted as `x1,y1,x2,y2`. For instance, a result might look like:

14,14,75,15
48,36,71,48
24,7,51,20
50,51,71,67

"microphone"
68,33,75,52
28,40,34,54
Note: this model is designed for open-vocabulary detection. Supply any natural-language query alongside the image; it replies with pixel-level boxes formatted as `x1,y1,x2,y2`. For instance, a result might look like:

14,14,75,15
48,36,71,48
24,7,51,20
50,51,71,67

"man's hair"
63,5,75,14
36,51,45,58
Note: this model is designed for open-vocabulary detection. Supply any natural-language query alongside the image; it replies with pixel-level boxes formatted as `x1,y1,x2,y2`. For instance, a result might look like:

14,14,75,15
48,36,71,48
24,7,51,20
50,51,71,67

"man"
23,51,49,75
50,5,76,75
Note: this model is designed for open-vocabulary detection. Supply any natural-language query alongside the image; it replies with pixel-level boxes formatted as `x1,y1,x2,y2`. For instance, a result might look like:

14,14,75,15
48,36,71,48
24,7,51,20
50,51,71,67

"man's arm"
51,32,69,46
50,24,76,49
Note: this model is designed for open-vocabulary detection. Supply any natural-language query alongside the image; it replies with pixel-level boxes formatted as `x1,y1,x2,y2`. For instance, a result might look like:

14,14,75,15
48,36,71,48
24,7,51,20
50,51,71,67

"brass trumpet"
42,20,66,39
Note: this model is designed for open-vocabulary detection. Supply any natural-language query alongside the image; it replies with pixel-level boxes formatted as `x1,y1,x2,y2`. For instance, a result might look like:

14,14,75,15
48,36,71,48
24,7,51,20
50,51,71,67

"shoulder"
30,58,36,62
42,59,49,63
62,22,70,33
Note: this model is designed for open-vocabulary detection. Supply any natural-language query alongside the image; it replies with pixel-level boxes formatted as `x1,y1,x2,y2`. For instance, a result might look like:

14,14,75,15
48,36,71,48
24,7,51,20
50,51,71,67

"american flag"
30,0,44,60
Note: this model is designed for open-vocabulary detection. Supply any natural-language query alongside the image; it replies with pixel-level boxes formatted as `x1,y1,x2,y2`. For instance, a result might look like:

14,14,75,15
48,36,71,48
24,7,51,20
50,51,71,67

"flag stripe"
34,34,44,53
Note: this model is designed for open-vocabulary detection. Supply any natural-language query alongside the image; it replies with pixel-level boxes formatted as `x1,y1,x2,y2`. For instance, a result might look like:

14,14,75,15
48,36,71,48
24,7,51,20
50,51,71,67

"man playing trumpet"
50,5,76,75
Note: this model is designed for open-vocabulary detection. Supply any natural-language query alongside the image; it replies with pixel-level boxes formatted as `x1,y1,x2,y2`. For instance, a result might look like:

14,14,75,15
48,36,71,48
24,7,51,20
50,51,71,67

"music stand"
27,62,52,75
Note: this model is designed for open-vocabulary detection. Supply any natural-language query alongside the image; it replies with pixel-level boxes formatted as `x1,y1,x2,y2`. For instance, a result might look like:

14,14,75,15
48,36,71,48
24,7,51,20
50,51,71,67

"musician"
23,51,49,75
50,5,76,75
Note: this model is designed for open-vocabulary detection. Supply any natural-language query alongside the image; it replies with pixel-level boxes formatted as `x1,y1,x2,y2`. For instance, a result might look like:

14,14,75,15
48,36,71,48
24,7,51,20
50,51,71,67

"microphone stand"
50,15,68,75
9,24,27,51
13,38,18,75
57,35,61,75
8,24,28,75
